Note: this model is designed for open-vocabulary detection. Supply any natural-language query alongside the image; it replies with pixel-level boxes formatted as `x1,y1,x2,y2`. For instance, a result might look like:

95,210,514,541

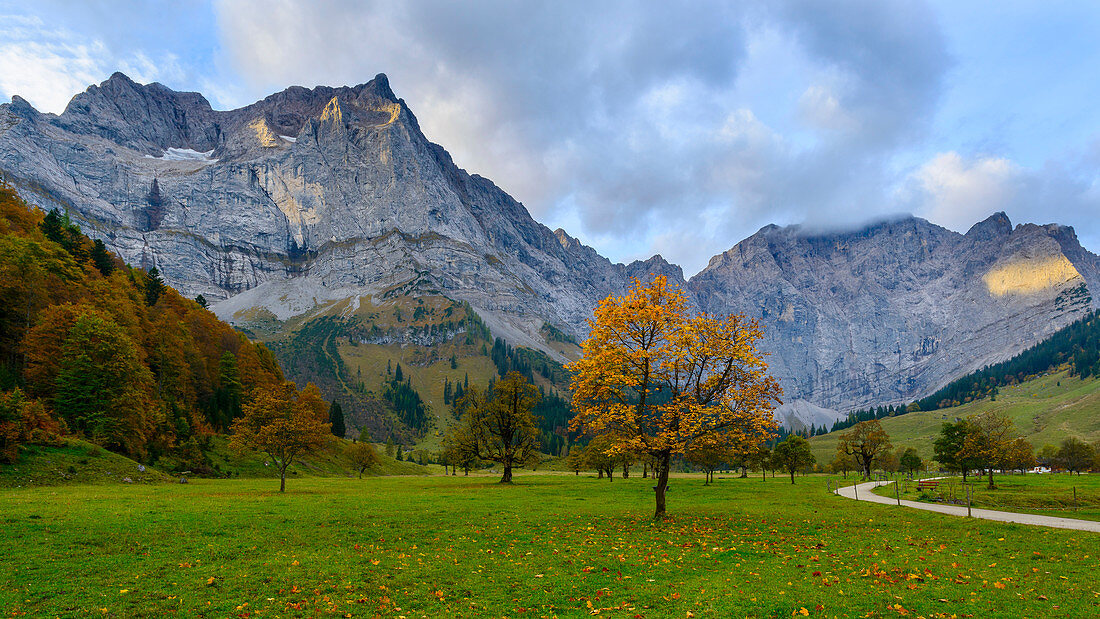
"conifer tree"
329,399,346,438
145,267,165,306
91,239,114,276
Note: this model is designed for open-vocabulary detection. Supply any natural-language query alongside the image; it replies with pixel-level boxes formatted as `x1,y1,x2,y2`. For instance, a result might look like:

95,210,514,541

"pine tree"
385,437,395,457
394,363,403,383
145,267,165,306
91,239,114,276
329,399,346,438
194,294,208,308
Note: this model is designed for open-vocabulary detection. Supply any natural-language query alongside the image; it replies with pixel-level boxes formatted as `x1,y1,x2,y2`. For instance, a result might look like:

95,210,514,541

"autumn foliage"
569,276,781,517
0,186,285,464
230,382,331,491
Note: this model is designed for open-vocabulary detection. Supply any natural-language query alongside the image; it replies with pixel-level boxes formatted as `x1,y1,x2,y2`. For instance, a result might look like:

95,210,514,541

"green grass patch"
2,474,1098,617
874,473,1100,522
0,438,170,488
809,370,1100,464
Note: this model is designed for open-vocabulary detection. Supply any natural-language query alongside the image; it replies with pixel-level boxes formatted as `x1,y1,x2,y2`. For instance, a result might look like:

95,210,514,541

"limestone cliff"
1,73,1097,418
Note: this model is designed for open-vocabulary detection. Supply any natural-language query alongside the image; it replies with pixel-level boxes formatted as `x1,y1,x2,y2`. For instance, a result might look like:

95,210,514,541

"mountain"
691,214,1099,411
2,73,1098,433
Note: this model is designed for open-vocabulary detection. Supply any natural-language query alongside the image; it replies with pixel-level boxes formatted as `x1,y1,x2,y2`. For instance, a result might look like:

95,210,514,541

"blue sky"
2,0,1098,275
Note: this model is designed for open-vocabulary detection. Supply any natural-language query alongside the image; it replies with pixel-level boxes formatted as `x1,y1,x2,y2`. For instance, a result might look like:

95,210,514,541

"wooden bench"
917,480,939,490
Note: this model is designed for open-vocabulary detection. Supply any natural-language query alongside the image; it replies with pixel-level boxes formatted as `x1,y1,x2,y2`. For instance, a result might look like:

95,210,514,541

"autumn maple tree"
836,419,892,481
568,276,781,518
348,441,380,478
230,381,331,492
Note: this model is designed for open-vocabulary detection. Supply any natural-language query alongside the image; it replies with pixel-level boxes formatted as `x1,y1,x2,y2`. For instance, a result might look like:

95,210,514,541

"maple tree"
959,411,1015,489
349,441,380,478
230,381,331,492
772,435,816,484
836,419,892,481
568,276,781,517
899,447,923,478
446,371,541,483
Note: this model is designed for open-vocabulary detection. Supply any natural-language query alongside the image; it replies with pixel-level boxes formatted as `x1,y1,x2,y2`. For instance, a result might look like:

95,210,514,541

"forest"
0,186,286,466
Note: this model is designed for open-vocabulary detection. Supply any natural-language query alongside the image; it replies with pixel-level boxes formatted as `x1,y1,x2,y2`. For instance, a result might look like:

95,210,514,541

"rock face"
1,73,1097,417
689,214,1098,409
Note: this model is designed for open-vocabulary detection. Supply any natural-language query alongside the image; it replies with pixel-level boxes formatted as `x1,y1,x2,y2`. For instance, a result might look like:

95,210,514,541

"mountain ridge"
2,72,1097,422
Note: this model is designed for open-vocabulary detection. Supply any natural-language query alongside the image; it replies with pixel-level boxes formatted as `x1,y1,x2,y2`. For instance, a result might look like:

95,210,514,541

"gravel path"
835,479,1100,533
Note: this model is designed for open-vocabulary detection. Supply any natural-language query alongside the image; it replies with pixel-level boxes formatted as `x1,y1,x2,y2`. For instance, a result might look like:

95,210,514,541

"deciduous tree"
349,441,379,478
1056,437,1095,474
569,277,781,517
960,411,1015,489
837,419,892,481
933,420,983,482
448,372,541,483
772,435,815,484
230,382,331,492
899,447,923,478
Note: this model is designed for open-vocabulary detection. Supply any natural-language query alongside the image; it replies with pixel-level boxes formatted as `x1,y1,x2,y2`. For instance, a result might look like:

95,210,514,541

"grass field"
808,370,1100,464
2,473,1098,618
872,473,1100,523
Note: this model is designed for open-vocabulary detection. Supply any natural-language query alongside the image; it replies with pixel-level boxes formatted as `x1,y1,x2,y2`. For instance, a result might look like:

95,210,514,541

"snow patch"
145,148,218,163
280,135,297,143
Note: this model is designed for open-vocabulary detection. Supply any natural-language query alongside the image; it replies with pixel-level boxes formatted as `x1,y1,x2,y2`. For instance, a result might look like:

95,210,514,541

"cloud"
0,12,192,113
211,0,952,275
906,152,1022,229
904,151,1100,242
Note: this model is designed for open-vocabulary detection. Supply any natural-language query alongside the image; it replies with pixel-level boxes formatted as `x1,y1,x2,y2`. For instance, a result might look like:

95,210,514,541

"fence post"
895,480,901,506
966,483,972,518
854,479,859,501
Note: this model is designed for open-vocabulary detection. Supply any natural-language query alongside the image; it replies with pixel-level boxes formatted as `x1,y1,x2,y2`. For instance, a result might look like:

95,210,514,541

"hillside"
807,370,1100,465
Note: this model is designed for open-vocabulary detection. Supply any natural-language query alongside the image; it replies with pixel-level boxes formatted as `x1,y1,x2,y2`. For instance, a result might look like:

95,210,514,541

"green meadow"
873,473,1100,523
2,473,1098,618
807,370,1100,465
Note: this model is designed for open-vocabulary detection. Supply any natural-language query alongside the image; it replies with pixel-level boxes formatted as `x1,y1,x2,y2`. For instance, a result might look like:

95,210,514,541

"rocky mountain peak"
965,211,1013,241
2,73,1098,420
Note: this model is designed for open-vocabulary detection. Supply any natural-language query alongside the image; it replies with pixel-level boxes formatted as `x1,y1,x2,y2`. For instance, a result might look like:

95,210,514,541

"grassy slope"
0,438,171,488
2,474,1098,617
808,370,1100,464
200,435,429,479
338,342,498,450
0,437,428,488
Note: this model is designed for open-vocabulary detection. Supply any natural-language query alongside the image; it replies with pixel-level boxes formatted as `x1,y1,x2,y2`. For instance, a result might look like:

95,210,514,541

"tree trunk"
607,466,614,481
643,463,648,478
622,462,629,478
740,466,747,479
987,467,994,490
597,468,603,479
654,452,671,519
790,469,796,484
501,462,512,483
279,465,287,492
358,467,364,479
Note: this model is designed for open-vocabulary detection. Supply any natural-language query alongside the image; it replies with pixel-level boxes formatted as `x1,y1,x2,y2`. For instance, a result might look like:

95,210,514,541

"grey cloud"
215,0,951,274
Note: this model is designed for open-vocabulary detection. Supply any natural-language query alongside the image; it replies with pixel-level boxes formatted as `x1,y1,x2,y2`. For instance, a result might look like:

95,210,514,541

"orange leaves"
568,276,782,491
